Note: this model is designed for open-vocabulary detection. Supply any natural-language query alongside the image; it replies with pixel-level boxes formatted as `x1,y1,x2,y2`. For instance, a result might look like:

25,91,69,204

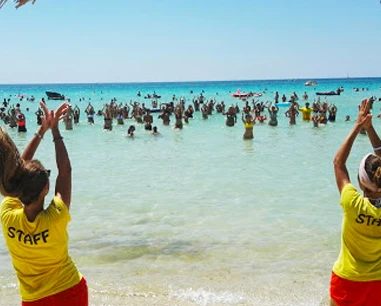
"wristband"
53,136,63,142
34,132,43,139
374,146,381,151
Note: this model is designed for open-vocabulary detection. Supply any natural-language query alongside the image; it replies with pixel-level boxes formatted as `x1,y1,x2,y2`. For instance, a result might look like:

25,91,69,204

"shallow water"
0,78,380,305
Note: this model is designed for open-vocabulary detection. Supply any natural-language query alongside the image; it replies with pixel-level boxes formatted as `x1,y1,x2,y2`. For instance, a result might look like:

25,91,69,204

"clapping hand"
356,98,372,130
39,101,69,131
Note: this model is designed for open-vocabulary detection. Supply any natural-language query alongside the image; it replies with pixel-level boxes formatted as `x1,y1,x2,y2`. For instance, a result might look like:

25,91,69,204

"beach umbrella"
0,0,36,9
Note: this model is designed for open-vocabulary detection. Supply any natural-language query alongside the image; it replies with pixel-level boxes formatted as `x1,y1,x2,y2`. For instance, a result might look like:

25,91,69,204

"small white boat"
305,80,318,86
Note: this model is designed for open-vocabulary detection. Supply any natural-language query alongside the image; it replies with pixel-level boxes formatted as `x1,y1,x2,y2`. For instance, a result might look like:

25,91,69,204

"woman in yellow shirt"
331,97,381,306
0,102,87,305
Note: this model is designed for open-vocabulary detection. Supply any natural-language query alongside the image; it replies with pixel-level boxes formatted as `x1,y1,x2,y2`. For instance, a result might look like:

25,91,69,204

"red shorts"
22,277,88,306
330,272,381,306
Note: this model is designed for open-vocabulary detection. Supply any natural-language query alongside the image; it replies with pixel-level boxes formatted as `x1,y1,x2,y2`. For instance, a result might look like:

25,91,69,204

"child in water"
127,125,135,137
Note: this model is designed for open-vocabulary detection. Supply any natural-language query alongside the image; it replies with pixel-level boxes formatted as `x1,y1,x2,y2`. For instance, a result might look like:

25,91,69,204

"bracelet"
374,146,381,151
34,132,43,139
53,136,63,142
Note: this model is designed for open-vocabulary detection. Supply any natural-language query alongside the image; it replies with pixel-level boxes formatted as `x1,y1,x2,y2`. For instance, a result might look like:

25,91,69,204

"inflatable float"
231,89,253,98
275,102,291,107
150,108,161,113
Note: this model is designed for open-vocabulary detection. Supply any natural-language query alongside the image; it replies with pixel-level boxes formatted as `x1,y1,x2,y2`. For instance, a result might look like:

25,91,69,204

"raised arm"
21,102,50,161
363,98,381,157
51,103,72,209
334,99,372,193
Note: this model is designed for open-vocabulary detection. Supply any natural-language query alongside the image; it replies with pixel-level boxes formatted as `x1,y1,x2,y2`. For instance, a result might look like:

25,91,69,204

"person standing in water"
224,106,237,127
285,103,298,125
297,102,314,121
174,106,183,129
8,107,18,128
242,113,255,140
35,108,43,126
17,112,27,133
73,105,81,124
267,103,279,126
63,105,74,130
0,102,88,305
330,98,381,305
85,103,95,124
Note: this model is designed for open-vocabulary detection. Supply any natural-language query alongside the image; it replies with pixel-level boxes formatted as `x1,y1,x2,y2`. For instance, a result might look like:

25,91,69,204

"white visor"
358,153,381,193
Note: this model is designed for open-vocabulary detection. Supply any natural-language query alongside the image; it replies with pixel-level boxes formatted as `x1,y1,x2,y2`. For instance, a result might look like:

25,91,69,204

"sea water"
0,78,380,306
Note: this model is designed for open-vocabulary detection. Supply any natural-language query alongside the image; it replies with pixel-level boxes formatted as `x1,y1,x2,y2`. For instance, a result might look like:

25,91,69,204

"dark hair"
0,128,49,205
365,155,381,188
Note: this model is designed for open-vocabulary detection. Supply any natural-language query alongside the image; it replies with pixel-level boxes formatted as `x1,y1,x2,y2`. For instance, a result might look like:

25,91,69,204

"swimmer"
151,126,160,135
312,114,320,128
127,125,135,137
256,115,267,123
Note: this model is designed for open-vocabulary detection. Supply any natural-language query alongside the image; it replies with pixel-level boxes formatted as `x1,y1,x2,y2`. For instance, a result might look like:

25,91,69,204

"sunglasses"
46,169,51,178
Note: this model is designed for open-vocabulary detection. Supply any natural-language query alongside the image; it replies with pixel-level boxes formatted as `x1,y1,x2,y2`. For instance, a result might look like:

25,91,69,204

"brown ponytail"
365,154,381,188
374,167,381,188
0,128,49,205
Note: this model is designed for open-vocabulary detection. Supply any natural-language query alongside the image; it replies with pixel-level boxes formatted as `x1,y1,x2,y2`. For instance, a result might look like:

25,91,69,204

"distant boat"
305,80,318,86
231,89,253,98
316,91,340,96
316,88,343,96
46,91,65,100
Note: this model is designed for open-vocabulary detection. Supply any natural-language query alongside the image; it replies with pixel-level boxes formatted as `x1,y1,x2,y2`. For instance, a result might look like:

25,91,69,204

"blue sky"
1,0,380,84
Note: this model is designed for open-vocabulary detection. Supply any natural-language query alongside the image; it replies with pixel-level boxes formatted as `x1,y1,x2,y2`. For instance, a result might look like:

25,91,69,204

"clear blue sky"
1,0,380,84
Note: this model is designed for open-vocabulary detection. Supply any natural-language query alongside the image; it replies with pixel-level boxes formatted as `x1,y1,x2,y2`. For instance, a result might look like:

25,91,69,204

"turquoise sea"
0,78,381,306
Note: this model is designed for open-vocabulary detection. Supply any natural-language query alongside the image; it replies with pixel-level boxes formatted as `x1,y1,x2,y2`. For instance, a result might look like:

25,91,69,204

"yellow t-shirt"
298,107,314,121
332,183,381,281
1,196,82,301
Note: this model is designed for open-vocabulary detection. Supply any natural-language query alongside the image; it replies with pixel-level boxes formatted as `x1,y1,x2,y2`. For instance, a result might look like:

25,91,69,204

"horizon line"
1,76,380,86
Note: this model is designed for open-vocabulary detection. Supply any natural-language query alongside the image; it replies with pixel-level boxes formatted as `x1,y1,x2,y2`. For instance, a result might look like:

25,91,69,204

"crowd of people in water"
1,89,380,140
